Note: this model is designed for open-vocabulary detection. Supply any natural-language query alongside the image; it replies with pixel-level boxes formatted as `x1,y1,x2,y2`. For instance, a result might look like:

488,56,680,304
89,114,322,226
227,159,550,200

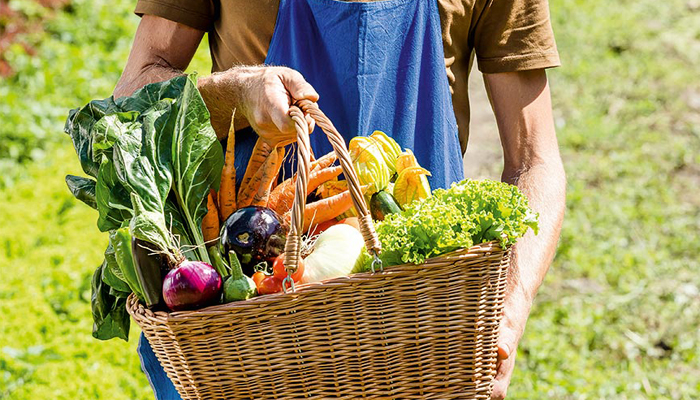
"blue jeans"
137,333,183,400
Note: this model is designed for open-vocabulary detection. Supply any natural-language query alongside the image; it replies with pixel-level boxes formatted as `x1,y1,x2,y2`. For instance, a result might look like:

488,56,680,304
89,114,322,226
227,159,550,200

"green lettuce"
360,179,539,269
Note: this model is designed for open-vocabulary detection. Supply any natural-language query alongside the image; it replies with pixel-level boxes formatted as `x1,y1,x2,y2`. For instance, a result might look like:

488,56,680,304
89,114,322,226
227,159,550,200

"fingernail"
497,343,510,358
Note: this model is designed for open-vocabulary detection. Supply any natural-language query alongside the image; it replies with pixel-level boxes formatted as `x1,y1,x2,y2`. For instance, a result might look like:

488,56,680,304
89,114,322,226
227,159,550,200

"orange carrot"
284,185,369,233
237,138,273,204
268,166,343,215
238,146,283,208
251,147,285,207
202,189,220,246
270,170,280,191
310,152,337,171
267,176,295,215
306,166,342,196
219,110,237,222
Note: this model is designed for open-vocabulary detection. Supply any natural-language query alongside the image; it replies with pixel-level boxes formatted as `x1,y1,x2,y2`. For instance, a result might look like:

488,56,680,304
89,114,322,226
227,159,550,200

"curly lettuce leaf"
361,179,539,270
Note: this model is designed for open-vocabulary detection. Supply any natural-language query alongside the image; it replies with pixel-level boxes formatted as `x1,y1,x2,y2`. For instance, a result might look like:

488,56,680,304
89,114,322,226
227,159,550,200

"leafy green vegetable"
168,78,223,263
91,261,130,341
111,227,145,301
101,240,132,294
66,74,222,259
65,175,97,209
361,179,539,269
65,74,224,340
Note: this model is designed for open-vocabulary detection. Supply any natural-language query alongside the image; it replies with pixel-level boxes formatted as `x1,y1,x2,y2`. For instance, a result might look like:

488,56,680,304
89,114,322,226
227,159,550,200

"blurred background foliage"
0,0,698,398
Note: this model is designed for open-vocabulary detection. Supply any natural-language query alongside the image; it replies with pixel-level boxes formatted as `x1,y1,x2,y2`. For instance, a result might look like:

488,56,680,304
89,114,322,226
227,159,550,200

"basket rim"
126,240,507,321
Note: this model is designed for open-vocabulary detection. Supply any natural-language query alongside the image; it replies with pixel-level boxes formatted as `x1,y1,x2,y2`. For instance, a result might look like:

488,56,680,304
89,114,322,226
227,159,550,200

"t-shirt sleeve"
134,0,216,31
473,0,560,73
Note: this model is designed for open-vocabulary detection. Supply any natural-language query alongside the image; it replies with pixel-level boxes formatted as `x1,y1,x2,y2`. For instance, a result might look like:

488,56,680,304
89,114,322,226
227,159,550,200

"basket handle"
282,99,381,286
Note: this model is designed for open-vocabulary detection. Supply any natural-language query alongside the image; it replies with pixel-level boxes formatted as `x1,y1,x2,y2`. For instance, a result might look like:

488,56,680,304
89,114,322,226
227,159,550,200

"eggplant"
219,206,287,276
131,238,165,308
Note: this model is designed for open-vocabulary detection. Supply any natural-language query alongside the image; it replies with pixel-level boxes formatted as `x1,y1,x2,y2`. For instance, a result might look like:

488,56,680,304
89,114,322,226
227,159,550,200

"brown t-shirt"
135,0,560,152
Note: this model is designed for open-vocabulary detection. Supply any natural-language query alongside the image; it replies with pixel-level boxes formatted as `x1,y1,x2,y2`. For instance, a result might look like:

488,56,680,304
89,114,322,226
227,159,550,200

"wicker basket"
127,100,511,399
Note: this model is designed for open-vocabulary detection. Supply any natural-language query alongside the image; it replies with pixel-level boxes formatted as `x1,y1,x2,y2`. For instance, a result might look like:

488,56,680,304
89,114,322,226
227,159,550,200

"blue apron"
138,0,463,397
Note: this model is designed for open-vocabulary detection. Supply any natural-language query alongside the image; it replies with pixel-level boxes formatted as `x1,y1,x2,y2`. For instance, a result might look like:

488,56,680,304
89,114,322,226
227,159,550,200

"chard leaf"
116,75,187,112
129,194,178,264
68,75,224,341
65,175,97,209
101,240,131,293
95,158,133,232
91,262,130,341
169,75,223,263
65,98,120,178
69,75,225,342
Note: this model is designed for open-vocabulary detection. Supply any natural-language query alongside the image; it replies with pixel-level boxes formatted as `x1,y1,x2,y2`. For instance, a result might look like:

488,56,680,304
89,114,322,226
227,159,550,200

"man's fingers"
281,69,319,102
269,108,296,139
490,381,508,400
497,325,518,361
491,350,516,399
305,113,316,134
497,343,511,360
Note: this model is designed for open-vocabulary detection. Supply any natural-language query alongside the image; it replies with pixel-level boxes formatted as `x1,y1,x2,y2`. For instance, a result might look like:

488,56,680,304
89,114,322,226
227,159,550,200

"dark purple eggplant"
219,206,286,276
131,238,164,308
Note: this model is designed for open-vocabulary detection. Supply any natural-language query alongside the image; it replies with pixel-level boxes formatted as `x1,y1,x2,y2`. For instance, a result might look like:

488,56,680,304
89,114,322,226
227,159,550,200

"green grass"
0,0,698,398
509,0,700,398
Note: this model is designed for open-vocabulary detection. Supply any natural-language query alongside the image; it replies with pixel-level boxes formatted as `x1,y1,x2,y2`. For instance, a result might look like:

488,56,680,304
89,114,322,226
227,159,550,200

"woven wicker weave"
127,101,511,399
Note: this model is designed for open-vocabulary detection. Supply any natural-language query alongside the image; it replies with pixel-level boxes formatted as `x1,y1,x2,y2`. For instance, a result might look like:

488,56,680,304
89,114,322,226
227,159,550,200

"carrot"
238,146,283,208
267,176,296,215
307,166,342,196
310,152,337,172
267,165,343,215
270,170,280,191
219,110,237,222
202,189,220,246
284,185,369,233
251,147,285,207
237,138,274,205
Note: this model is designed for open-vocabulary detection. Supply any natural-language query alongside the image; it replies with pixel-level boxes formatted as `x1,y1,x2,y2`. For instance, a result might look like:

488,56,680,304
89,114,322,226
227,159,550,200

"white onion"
301,224,364,284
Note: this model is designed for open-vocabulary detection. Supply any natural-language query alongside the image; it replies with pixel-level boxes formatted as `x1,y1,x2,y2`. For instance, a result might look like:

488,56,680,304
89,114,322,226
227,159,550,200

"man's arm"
483,69,566,399
114,15,318,142
114,15,203,98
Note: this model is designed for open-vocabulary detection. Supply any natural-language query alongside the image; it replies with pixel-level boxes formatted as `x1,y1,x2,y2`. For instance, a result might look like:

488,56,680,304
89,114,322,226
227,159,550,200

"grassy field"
1,0,698,398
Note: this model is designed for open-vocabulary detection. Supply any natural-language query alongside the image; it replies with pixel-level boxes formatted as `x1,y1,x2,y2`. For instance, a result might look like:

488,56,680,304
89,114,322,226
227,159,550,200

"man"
115,1,566,398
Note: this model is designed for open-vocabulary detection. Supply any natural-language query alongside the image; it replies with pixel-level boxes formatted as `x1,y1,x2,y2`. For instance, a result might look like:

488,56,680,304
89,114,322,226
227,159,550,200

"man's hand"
492,286,532,399
198,66,319,143
484,69,566,399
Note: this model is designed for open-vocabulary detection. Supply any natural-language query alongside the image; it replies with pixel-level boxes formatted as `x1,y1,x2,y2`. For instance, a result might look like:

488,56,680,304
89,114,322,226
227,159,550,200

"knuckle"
288,68,304,80
260,68,279,83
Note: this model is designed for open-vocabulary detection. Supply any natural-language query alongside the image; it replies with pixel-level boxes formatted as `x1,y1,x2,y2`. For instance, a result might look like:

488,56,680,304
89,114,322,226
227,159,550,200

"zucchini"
370,190,403,221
